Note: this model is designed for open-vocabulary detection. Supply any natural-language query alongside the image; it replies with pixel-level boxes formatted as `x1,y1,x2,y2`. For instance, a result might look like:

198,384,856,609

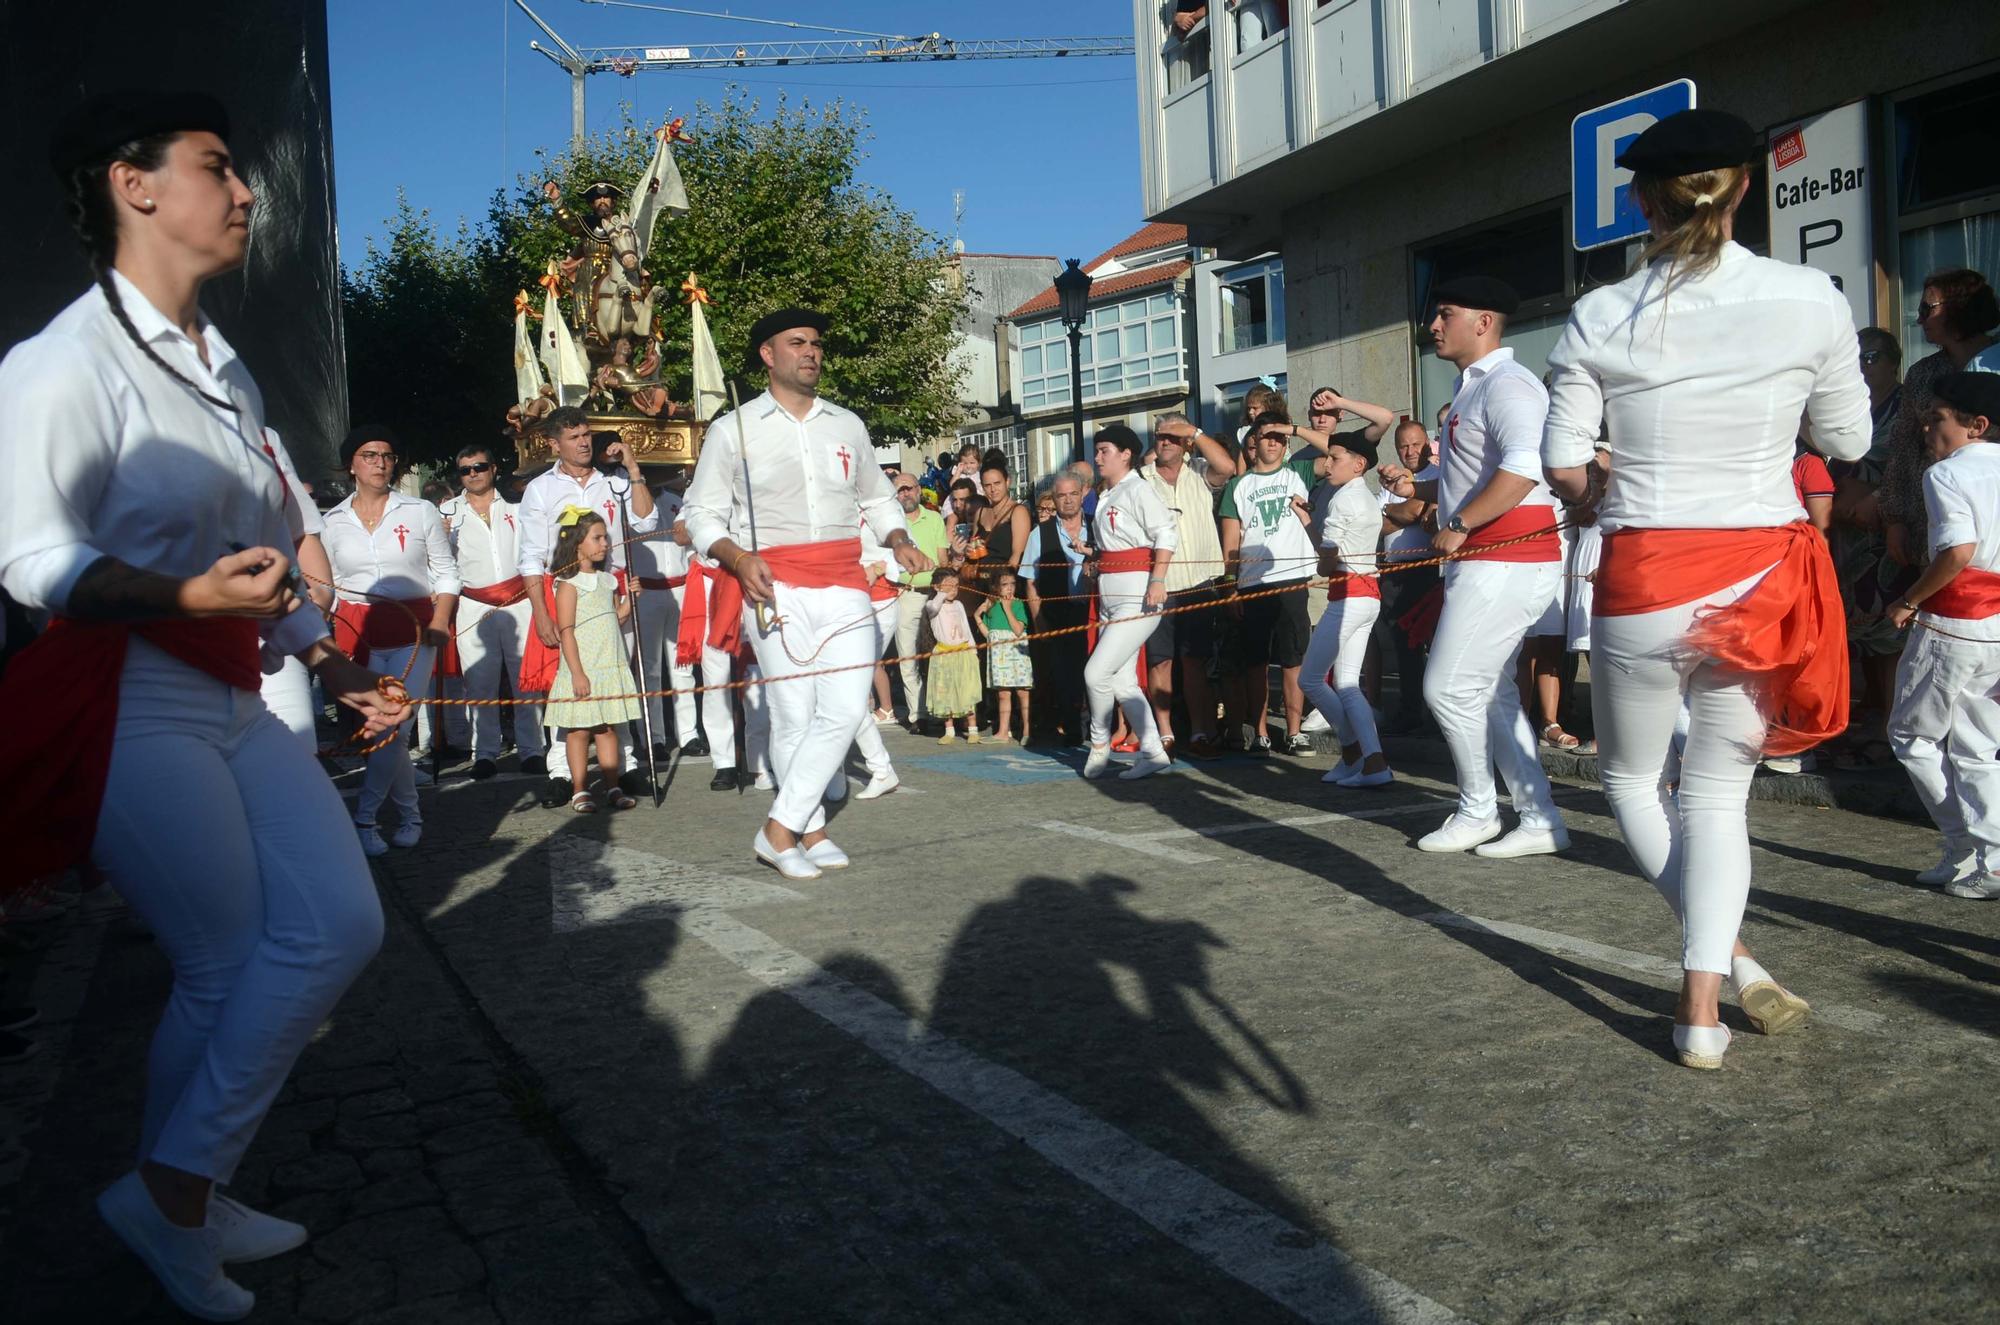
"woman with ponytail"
0,91,404,1318
1541,109,1873,1070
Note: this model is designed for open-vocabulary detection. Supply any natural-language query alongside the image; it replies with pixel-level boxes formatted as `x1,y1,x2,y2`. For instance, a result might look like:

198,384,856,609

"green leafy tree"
341,92,966,469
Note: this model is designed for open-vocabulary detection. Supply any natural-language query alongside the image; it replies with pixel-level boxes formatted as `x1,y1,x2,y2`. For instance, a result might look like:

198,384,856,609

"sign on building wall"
1570,79,1697,251
1766,101,1874,329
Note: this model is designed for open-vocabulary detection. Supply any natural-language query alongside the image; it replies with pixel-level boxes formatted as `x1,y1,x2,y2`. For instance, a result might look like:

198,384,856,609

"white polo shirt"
1320,475,1380,579
1437,347,1555,528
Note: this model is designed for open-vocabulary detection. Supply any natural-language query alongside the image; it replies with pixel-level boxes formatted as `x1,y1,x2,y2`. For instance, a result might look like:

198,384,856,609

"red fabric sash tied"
518,570,629,693
461,577,526,608
1456,504,1559,563
638,575,687,591
678,539,869,665
1924,565,2000,620
1595,521,1847,756
330,598,432,669
1326,573,1381,603
1097,548,1153,576
0,617,259,887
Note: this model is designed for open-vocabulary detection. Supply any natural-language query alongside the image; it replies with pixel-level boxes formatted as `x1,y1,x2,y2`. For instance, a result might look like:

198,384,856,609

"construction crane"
513,0,1136,144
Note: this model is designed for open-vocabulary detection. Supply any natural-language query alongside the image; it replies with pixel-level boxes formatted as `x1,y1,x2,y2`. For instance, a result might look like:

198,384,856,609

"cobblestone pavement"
4,727,1998,1323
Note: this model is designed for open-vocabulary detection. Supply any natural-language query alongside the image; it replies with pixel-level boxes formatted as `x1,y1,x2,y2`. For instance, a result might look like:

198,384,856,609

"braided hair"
64,134,239,414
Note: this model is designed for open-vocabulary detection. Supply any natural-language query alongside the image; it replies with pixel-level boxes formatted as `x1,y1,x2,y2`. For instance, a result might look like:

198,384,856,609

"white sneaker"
854,773,900,801
1300,709,1331,733
753,828,821,880
1321,760,1359,785
1344,767,1395,789
389,821,422,850
1916,846,1976,887
1474,823,1570,858
804,838,851,870
1119,750,1173,780
1417,814,1502,853
356,825,389,858
1761,755,1803,775
97,1171,255,1321
753,771,776,791
208,1192,307,1264
825,776,849,803
1082,745,1113,780
1945,871,2000,901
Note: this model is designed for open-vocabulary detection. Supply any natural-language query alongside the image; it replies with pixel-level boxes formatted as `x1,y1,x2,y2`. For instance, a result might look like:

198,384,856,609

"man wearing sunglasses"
440,444,545,779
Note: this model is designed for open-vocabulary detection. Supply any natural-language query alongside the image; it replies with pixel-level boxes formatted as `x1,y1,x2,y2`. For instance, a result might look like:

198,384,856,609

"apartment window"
1217,258,1284,353
1231,0,1289,53
1165,5,1211,93
1218,374,1289,433
1019,292,1183,411
963,425,1029,493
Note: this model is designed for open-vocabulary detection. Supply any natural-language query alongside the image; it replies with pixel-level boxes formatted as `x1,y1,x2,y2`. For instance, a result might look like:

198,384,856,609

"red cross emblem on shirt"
392,523,409,551
604,500,617,527
834,445,852,480
503,513,515,530
1106,507,1119,532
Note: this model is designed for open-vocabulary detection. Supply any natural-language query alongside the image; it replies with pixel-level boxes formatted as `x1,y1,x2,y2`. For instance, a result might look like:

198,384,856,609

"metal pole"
616,481,663,805
1067,325,1085,465
571,67,587,147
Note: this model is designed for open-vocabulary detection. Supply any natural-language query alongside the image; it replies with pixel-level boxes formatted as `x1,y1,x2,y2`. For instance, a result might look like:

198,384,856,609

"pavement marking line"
1417,911,1894,1037
1142,799,1454,842
1037,820,1221,863
677,903,1471,1325
548,838,805,933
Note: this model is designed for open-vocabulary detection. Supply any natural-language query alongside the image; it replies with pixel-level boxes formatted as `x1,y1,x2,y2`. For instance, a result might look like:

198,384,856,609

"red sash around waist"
1925,566,2000,620
460,576,526,608
638,575,687,591
519,570,628,693
1326,573,1381,602
1595,522,1846,756
331,598,432,668
1098,548,1154,575
764,537,869,591
0,617,259,888
678,540,868,665
1456,504,1560,563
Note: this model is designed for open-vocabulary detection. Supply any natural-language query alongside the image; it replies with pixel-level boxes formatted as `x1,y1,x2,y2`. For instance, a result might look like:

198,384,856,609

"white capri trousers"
1890,625,2000,871
1423,559,1563,828
744,580,878,834
357,643,433,829
1300,593,1382,760
458,597,544,762
1592,568,1773,975
95,640,383,1182
635,584,700,749
1085,572,1166,755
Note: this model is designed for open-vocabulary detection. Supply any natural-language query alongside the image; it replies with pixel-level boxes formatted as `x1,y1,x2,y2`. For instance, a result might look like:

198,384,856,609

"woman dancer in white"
1082,425,1178,781
1541,109,1872,1069
323,426,460,856
1300,436,1392,787
0,91,405,1318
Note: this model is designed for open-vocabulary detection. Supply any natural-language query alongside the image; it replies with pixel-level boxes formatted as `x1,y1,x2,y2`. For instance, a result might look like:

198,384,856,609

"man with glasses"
1141,414,1237,759
891,472,949,731
440,444,544,779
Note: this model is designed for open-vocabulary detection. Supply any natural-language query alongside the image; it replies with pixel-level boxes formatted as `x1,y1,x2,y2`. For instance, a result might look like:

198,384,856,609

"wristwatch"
1445,514,1469,534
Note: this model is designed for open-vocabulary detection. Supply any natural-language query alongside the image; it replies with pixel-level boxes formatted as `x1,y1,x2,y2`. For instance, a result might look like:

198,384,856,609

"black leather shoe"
618,769,649,797
519,754,547,776
469,759,498,780
540,777,572,808
709,766,739,791
680,737,710,758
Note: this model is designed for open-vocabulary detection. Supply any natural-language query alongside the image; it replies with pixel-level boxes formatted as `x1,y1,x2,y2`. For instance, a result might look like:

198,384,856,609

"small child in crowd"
924,567,982,743
545,507,641,812
977,573,1034,743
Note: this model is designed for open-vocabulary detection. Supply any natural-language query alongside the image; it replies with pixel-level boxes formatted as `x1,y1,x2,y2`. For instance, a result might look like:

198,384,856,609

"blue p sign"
1571,80,1696,251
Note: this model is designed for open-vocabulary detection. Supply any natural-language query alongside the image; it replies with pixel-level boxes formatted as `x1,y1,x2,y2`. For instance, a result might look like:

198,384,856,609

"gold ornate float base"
540,415,706,466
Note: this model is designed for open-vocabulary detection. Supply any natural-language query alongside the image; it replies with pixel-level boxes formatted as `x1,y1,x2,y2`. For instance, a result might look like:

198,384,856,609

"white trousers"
1890,625,2000,870
457,596,543,761
1085,576,1165,755
1300,594,1383,760
744,581,878,834
1423,559,1562,827
357,644,433,828
893,588,928,719
635,584,700,748
838,598,900,792
1592,569,1772,975
95,641,383,1182
259,655,317,751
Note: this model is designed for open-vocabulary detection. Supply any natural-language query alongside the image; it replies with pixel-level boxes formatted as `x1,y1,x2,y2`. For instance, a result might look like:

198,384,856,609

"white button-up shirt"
1093,471,1179,556
323,491,459,604
629,486,694,582
438,491,523,589
1437,346,1555,526
1921,442,2000,641
517,466,659,578
682,391,906,559
0,271,327,656
1320,475,1380,578
1543,242,1872,533
1141,458,1223,591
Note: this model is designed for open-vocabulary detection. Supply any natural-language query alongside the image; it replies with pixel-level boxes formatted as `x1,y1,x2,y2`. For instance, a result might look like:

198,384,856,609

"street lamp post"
1054,258,1093,466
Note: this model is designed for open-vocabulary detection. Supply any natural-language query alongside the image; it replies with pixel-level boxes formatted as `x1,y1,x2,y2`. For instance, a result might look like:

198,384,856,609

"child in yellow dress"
546,508,642,811
924,567,982,742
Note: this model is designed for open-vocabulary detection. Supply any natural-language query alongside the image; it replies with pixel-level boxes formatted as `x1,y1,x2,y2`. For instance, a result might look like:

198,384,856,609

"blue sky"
329,0,1143,270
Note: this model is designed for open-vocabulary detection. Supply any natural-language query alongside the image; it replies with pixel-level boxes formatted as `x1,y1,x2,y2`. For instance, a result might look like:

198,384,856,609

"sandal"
1540,723,1582,750
600,783,638,811
569,791,599,814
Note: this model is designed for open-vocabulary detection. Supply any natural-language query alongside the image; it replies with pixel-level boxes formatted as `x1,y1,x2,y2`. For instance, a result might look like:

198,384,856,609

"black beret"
50,89,230,178
1614,108,1759,177
746,307,830,371
1933,371,2000,424
340,424,403,469
1432,275,1520,318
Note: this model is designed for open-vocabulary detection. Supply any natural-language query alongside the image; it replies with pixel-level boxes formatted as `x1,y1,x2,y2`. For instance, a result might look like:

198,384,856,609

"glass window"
1896,70,2000,215
1217,257,1284,353
1018,294,1183,409
1164,9,1210,94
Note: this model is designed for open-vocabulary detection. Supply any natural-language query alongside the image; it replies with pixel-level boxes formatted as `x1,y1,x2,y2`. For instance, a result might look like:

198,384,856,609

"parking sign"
1571,80,1696,251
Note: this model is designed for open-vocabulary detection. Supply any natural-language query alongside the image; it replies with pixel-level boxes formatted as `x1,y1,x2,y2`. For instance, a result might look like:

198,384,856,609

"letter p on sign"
1571,80,1696,251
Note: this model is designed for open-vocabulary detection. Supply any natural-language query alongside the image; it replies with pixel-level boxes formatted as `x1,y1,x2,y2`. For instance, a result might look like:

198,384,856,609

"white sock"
1730,955,1774,993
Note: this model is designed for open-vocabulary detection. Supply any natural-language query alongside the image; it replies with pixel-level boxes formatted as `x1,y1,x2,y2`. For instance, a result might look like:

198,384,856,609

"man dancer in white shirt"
1378,276,1568,857
439,442,544,780
517,406,657,806
1083,425,1179,780
683,309,931,880
630,463,704,763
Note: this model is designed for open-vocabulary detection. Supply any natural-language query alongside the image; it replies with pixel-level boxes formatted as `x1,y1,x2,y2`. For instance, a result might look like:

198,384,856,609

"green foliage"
340,92,967,469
